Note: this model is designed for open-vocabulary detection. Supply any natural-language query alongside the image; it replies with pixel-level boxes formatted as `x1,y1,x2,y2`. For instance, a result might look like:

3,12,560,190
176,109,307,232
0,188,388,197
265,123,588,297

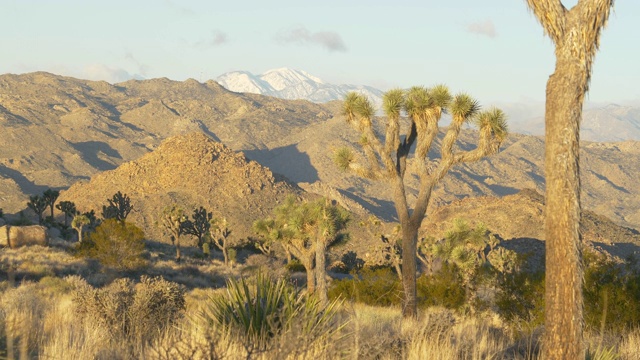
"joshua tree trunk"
315,238,328,305
304,258,315,295
524,1,614,358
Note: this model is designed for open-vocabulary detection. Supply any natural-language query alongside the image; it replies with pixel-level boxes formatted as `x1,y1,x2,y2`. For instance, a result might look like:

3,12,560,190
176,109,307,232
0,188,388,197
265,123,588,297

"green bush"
417,263,466,310
328,267,402,306
495,270,545,329
199,273,341,349
76,219,147,270
285,258,307,273
583,252,640,332
70,276,185,343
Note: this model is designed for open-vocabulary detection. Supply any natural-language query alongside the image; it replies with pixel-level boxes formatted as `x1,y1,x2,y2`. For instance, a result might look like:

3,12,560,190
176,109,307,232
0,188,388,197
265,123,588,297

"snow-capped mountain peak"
215,68,383,105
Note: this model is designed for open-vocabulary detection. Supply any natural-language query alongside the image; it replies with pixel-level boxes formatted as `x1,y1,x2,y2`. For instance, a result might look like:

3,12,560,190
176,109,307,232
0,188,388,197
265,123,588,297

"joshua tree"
181,206,213,250
42,189,60,221
338,87,507,317
524,1,614,357
71,214,91,243
209,217,233,266
102,191,133,222
56,201,77,227
161,205,187,262
258,196,349,305
27,195,48,224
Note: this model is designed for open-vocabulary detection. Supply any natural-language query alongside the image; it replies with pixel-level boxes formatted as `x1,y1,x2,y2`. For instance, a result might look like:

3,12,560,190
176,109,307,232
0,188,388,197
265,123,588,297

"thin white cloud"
124,52,149,77
81,64,143,83
276,26,347,52
467,20,497,38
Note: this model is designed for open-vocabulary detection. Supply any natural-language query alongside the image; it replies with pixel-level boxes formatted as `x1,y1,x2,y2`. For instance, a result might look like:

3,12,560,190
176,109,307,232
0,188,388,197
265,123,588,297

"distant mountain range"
216,68,384,105
216,68,640,142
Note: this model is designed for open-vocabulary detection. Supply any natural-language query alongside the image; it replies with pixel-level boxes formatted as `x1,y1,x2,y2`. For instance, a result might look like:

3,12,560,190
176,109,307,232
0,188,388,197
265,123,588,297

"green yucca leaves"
382,88,405,118
429,84,452,109
199,273,343,348
476,107,509,141
450,93,480,122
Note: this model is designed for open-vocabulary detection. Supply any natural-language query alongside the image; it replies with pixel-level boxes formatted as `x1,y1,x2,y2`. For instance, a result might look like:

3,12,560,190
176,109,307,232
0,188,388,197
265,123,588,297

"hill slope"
59,132,301,242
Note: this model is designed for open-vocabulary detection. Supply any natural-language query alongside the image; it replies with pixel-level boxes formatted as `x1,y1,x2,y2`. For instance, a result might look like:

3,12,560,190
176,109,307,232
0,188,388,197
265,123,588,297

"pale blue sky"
2,0,637,104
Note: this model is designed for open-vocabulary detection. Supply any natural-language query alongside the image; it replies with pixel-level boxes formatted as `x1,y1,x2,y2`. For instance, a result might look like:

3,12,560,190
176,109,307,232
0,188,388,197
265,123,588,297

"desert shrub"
416,262,467,311
495,270,545,329
583,253,640,332
70,275,185,344
198,273,342,351
285,258,307,273
75,219,147,270
328,267,403,306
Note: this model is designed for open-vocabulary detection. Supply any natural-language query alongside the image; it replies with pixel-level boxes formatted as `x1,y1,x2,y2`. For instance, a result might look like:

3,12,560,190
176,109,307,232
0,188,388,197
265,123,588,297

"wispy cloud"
81,64,143,83
124,52,149,77
276,26,347,52
467,20,497,38
164,0,195,17
211,30,228,46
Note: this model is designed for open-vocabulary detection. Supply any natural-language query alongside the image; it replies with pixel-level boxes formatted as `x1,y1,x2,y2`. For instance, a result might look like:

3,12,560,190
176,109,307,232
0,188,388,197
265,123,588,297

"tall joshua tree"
338,87,507,318
524,1,614,358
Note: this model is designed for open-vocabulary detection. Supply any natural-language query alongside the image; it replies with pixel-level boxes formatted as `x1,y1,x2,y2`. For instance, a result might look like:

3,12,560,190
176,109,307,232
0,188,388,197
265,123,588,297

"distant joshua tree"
525,1,614,357
71,214,91,243
209,217,233,267
337,87,507,318
181,206,213,251
42,189,60,221
27,195,48,224
161,205,187,262
102,191,133,222
56,201,77,227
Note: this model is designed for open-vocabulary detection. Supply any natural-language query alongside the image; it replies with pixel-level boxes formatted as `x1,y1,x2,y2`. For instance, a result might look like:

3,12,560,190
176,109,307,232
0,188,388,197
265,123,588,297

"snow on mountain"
215,68,384,106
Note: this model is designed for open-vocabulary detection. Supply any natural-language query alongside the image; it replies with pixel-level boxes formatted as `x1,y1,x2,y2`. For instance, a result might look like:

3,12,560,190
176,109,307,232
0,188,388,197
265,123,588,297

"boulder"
7,225,48,248
0,226,8,247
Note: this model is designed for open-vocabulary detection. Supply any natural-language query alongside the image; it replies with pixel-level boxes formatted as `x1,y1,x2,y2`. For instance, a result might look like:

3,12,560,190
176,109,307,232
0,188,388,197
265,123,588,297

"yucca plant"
198,273,344,350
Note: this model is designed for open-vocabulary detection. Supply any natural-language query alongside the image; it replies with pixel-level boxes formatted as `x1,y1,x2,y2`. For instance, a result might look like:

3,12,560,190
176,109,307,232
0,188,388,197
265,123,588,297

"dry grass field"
1,239,639,360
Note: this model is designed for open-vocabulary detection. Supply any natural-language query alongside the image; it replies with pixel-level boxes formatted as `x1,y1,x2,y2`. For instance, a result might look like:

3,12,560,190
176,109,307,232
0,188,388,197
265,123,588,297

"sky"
2,0,638,105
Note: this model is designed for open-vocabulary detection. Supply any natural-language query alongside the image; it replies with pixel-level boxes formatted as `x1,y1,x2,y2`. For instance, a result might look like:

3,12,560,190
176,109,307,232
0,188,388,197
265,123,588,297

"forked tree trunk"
543,55,585,360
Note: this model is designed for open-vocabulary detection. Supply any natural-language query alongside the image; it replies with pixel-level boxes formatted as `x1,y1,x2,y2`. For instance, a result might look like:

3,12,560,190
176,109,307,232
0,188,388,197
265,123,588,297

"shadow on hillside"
592,241,640,263
71,141,122,171
244,145,319,183
340,188,398,222
0,165,52,195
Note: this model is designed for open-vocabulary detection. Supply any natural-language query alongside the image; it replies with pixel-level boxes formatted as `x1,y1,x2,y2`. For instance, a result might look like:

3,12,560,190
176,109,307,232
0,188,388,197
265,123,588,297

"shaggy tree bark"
524,1,614,358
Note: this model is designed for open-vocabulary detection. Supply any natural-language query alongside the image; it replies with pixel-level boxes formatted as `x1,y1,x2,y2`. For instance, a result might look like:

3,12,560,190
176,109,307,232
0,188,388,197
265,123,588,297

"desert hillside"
1,72,640,233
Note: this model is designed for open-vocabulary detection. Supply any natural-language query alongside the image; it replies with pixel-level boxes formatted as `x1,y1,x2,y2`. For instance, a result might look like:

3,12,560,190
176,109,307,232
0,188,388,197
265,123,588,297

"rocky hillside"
421,189,640,270
0,72,331,212
2,72,640,236
58,132,302,242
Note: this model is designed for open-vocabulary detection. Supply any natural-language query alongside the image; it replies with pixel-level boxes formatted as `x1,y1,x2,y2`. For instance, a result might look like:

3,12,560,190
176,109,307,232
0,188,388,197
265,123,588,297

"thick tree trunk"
303,254,316,294
175,235,182,262
315,239,328,306
543,58,585,359
400,221,419,318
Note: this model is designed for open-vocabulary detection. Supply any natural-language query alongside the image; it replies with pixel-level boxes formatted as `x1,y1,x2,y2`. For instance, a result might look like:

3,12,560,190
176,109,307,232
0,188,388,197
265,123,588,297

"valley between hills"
1,72,640,260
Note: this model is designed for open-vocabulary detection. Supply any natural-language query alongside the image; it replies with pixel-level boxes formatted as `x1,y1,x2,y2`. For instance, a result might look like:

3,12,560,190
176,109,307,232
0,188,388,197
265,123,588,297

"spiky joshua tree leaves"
42,189,60,221
524,1,614,358
337,87,507,318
